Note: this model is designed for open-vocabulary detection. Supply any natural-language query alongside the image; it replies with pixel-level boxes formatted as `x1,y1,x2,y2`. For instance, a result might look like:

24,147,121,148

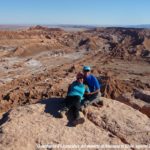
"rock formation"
0,97,150,150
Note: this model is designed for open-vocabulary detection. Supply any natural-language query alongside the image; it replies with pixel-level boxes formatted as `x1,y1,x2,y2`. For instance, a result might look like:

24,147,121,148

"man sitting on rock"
81,66,103,108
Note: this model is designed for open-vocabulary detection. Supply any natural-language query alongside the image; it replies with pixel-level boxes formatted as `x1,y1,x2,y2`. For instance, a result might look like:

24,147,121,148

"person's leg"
82,93,98,106
65,96,80,119
82,92,103,107
72,96,81,119
88,92,103,106
88,93,98,101
60,97,69,111
68,96,85,126
58,96,70,118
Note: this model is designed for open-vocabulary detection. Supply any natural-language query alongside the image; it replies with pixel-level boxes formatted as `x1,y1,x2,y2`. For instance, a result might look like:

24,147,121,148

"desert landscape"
0,25,150,149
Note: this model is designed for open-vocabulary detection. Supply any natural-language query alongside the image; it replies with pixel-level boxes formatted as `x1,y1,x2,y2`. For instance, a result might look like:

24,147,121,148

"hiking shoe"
93,100,103,107
84,100,90,107
80,105,85,111
58,110,66,118
72,117,85,126
58,109,67,118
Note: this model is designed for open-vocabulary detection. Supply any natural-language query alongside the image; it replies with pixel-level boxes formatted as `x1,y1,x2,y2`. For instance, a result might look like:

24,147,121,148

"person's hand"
85,92,92,95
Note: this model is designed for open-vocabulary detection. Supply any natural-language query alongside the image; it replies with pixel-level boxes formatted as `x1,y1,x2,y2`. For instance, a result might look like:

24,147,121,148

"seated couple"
59,66,103,126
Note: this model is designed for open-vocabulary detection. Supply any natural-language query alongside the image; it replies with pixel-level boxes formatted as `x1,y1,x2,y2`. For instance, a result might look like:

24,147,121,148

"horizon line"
0,23,150,26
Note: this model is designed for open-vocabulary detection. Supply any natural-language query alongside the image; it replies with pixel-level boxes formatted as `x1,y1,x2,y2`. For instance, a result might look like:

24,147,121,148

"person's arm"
67,81,75,94
94,76,100,89
87,89,99,95
84,84,90,94
86,76,100,95
67,84,71,93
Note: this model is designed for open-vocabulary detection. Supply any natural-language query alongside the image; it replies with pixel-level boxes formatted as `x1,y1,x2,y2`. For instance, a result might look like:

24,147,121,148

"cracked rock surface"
0,97,149,150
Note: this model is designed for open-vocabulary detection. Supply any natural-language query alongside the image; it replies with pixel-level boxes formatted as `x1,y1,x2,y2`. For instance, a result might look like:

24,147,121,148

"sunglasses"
83,70,90,72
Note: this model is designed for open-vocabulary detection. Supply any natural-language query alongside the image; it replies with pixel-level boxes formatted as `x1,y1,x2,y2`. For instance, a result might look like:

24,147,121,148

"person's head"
83,66,91,77
76,72,84,83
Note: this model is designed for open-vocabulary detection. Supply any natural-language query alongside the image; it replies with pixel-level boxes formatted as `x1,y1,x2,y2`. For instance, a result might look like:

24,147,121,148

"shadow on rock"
0,110,11,127
38,98,64,118
133,90,150,103
38,98,77,127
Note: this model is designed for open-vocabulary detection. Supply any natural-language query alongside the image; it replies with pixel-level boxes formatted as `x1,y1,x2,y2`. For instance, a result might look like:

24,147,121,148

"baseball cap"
83,66,91,71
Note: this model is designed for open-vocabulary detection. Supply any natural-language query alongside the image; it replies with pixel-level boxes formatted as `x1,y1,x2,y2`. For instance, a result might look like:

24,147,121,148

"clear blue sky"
0,0,150,25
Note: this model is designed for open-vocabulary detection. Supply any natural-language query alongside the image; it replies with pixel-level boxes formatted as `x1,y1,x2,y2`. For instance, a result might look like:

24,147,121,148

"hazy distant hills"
125,24,150,29
0,25,29,30
0,24,150,30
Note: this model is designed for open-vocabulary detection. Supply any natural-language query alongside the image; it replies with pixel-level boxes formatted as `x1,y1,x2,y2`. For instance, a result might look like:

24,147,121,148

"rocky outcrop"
116,89,150,118
86,98,150,145
0,97,150,150
28,25,64,32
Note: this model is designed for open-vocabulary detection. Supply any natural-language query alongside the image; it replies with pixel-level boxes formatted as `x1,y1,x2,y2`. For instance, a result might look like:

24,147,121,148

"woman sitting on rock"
58,72,89,126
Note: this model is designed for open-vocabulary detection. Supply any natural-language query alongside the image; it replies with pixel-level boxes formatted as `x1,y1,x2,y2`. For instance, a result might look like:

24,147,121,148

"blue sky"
0,0,150,25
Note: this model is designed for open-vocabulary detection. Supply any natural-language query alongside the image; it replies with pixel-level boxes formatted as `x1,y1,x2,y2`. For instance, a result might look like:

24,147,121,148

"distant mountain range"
47,24,150,29
0,24,150,30
125,24,150,29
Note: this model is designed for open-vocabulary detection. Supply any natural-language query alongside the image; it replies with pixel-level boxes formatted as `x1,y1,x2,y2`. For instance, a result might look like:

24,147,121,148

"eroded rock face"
0,27,150,58
0,97,150,150
115,90,150,118
86,98,150,145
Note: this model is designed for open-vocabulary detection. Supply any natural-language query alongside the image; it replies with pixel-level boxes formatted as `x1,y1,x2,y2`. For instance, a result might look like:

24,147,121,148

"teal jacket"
67,81,89,101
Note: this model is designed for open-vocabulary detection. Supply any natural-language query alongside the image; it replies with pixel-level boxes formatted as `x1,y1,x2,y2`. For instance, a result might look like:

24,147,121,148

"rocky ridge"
0,97,150,150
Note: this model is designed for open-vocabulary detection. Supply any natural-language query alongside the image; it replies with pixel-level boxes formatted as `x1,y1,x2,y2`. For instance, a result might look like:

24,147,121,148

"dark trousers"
63,95,81,119
81,93,99,106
